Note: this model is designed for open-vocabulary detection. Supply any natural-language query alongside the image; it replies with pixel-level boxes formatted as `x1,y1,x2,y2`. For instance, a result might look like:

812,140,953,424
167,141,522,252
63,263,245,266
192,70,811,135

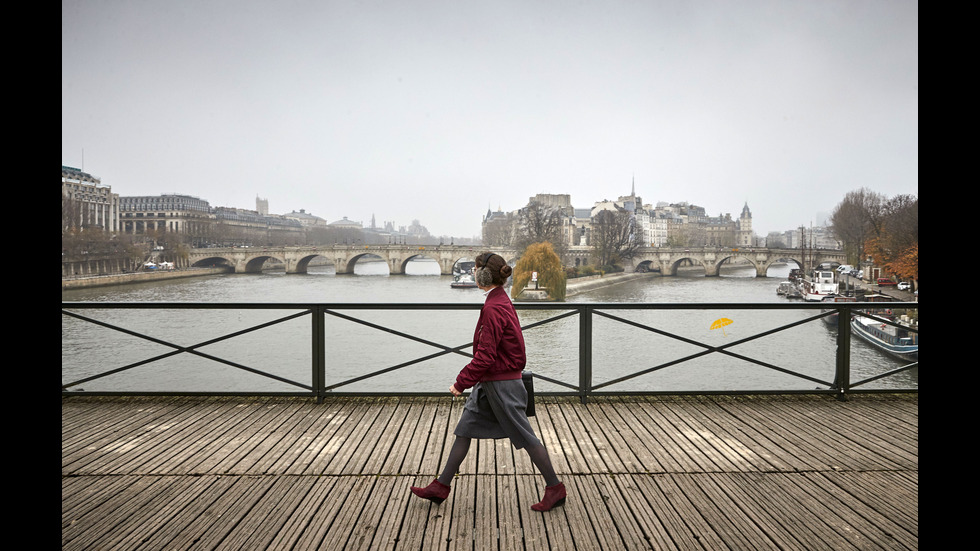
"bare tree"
590,209,638,268
830,188,885,264
514,201,568,258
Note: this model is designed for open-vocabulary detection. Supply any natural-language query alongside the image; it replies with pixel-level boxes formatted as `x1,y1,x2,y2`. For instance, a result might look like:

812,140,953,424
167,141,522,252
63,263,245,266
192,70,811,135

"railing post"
834,305,852,401
579,305,592,404
313,306,326,403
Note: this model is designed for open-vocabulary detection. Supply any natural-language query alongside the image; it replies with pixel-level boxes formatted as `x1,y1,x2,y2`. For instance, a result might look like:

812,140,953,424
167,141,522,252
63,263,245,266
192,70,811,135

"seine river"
62,259,917,394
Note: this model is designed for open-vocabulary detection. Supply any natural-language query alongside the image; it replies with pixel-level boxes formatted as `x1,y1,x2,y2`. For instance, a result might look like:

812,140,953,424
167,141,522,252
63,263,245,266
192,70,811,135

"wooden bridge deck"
62,394,918,550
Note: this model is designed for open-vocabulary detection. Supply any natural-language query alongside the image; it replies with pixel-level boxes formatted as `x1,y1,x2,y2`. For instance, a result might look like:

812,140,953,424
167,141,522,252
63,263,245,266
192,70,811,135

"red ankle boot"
531,482,567,511
410,479,451,504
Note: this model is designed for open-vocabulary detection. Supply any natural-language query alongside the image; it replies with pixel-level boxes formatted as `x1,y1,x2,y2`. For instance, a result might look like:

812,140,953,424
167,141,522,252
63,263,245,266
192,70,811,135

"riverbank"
61,267,233,290
565,271,660,296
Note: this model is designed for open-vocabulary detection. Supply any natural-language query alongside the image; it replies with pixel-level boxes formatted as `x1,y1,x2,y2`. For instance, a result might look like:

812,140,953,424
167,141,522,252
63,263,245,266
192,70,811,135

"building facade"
118,194,214,245
62,165,119,231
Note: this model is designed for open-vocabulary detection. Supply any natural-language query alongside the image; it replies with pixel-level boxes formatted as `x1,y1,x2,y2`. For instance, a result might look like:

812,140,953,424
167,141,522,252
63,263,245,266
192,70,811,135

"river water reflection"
62,259,917,394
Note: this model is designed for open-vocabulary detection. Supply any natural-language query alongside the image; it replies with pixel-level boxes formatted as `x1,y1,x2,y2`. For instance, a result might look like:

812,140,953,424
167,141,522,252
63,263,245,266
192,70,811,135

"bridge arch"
294,253,334,274
191,256,235,269
336,252,389,275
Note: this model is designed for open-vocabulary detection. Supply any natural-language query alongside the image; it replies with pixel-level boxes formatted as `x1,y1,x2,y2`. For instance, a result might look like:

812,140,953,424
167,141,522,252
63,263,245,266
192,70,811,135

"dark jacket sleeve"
454,305,504,391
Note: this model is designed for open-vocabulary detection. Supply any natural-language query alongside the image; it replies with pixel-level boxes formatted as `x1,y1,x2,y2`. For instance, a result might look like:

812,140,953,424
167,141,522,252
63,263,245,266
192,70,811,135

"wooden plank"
628,397,717,472
671,473,782,550
719,471,860,550
758,472,875,550
542,401,591,474
612,474,685,550
517,474,575,551
342,398,402,475
108,476,224,551
62,475,143,530
226,400,321,474
447,474,477,550
711,397,835,471
495,475,526,550
804,471,918,548
210,476,306,550
651,473,728,550
419,475,456,550
61,395,917,550
592,473,658,549
63,399,208,475
710,397,822,472
399,474,447,549
363,476,415,549
131,399,277,476
682,397,794,472
658,399,742,472
264,477,339,551
61,399,186,471
62,476,160,549
754,398,900,471
530,399,574,475
593,399,670,473
392,397,439,475
285,398,365,475
308,475,377,550
129,399,264,474
262,399,349,474
346,476,410,550
558,401,610,473
304,398,379,474
560,476,617,549
379,397,427,475
580,401,646,473
133,476,245,550
183,476,278,550
417,397,456,476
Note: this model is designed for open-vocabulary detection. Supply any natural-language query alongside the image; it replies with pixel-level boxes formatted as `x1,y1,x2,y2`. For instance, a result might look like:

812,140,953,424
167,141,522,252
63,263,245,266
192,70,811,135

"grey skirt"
454,379,541,450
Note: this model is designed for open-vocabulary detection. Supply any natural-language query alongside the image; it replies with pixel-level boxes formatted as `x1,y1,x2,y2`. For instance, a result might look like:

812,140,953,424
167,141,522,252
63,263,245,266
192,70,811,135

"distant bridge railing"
62,301,918,401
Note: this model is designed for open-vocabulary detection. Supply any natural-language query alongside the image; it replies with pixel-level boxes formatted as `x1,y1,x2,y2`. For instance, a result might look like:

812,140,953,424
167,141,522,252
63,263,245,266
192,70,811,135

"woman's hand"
450,384,462,396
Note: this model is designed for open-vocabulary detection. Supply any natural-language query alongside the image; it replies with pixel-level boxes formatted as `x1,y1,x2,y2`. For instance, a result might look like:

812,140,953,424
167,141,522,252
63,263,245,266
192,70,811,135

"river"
62,259,917,394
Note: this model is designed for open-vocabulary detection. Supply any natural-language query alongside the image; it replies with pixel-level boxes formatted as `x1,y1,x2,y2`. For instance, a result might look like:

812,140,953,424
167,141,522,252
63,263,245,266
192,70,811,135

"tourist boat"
451,273,477,288
850,313,918,362
800,268,839,302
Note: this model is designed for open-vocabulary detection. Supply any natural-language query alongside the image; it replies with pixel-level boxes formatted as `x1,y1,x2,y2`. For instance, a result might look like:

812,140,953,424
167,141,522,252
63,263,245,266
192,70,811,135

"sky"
62,0,917,239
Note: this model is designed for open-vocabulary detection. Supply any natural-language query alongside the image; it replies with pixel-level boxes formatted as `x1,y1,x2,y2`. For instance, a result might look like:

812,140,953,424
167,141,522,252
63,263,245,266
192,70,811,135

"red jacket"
454,286,526,391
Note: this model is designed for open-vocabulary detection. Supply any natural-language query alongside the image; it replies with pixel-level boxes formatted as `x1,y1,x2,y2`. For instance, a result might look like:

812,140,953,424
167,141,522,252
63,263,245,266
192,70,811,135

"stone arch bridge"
187,245,518,275
188,244,844,277
630,246,846,277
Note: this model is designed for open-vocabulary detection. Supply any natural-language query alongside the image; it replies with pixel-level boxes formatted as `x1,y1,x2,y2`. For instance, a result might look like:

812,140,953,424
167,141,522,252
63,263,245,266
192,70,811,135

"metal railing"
62,301,918,401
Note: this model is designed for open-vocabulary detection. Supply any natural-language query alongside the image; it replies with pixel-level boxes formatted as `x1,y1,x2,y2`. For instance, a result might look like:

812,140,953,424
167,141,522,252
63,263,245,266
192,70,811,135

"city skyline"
66,162,842,241
62,1,917,239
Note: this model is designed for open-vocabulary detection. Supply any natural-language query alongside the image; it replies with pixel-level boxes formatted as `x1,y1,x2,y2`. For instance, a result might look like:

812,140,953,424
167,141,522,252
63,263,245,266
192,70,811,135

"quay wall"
62,267,233,291
565,271,658,296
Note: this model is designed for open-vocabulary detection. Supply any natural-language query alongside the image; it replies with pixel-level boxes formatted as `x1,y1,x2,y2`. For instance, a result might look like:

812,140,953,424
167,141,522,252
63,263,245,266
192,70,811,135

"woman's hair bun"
499,264,513,278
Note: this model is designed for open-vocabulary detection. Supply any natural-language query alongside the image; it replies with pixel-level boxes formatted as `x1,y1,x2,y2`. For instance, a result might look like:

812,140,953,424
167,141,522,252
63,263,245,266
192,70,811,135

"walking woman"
410,252,567,512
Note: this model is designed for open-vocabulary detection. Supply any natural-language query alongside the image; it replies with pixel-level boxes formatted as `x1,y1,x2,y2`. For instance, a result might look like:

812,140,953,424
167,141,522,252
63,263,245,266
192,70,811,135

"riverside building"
62,165,119,232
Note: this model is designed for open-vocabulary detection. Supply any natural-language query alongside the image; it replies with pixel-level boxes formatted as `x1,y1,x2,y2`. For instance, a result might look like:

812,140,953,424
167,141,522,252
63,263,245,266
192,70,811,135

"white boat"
451,273,477,289
851,314,918,362
801,269,839,301
776,281,794,296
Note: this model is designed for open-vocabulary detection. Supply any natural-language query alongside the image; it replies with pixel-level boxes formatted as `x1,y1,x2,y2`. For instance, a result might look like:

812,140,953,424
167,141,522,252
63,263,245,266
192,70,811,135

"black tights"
438,436,560,487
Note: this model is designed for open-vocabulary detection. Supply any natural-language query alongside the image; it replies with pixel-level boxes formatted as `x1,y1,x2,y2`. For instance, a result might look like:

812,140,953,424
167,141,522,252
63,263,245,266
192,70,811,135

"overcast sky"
62,0,917,238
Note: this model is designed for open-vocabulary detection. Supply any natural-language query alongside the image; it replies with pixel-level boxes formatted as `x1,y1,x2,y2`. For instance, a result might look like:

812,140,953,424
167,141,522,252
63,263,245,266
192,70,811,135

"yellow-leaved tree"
512,242,567,302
